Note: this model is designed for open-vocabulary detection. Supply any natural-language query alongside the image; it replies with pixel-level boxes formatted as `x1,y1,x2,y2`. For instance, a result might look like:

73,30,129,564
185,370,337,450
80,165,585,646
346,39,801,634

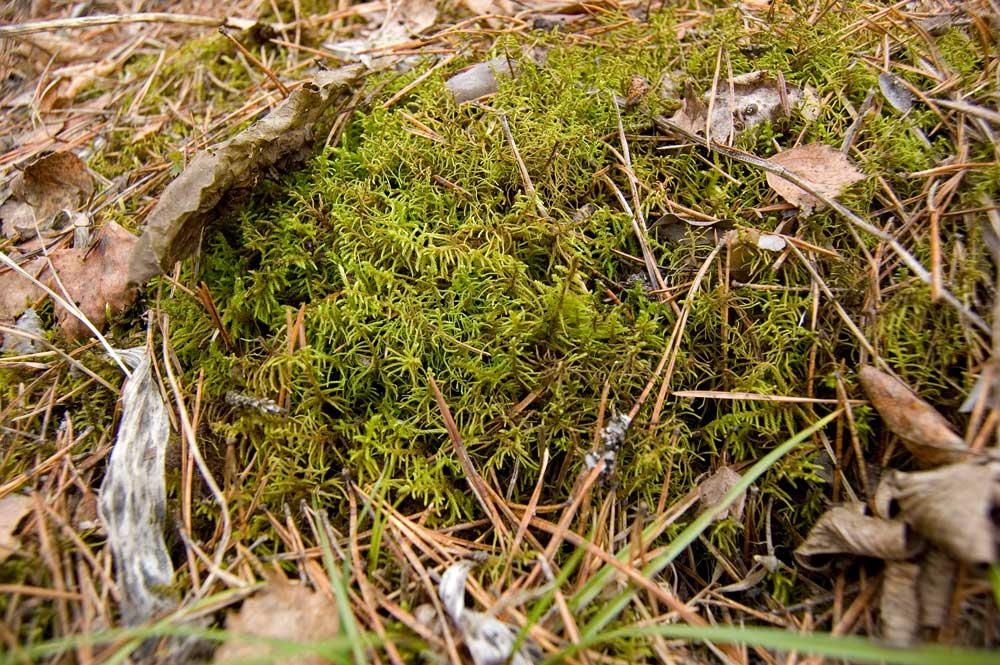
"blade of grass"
547,623,998,665
0,587,372,665
315,506,367,665
573,409,842,636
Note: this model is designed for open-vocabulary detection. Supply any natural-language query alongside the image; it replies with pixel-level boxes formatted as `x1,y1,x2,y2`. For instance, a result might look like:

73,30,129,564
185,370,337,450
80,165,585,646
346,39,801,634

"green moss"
140,5,989,550
3,7,993,638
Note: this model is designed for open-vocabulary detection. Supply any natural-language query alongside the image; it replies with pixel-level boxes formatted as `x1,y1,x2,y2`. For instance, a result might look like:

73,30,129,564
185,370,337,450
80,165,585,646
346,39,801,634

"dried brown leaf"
668,71,802,144
881,561,920,646
128,66,363,284
858,364,968,465
0,151,94,239
373,0,438,48
36,59,120,112
213,582,340,665
876,463,1000,565
697,466,746,522
47,221,138,340
0,255,47,329
463,0,520,16
765,143,864,214
21,33,100,62
794,502,922,571
0,493,33,564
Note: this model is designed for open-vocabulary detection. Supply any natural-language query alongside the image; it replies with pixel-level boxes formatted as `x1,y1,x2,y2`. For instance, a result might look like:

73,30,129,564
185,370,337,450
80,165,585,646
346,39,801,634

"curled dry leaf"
0,151,94,240
697,465,746,522
880,561,920,646
875,463,1000,565
213,581,340,665
794,502,921,571
765,143,864,215
668,71,803,144
98,348,173,625
438,561,541,665
858,364,968,466
0,494,33,564
128,66,364,285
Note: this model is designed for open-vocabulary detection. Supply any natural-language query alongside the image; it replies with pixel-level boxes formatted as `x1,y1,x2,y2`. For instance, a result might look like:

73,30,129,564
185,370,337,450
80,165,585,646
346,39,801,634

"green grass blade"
315,506,368,665
576,409,842,638
546,623,997,665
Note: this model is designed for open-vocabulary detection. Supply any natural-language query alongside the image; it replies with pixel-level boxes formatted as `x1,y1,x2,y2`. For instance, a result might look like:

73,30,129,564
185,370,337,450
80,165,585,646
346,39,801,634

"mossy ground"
2,1,997,659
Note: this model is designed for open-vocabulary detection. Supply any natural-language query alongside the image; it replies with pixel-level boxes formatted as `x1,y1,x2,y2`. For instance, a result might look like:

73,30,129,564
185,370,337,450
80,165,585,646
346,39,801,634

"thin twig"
0,13,255,38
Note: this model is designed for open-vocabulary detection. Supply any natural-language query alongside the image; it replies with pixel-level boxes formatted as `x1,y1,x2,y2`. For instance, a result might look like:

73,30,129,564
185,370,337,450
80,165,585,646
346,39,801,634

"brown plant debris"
0,151,94,240
696,465,746,522
668,71,802,144
765,143,864,214
0,493,33,564
875,462,1000,566
127,65,364,285
858,364,969,466
0,220,138,341
794,501,922,571
213,581,341,665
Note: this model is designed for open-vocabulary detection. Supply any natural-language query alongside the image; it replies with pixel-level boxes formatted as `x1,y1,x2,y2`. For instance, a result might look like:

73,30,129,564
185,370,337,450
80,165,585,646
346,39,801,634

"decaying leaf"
697,465,746,522
372,0,438,48
438,561,541,665
668,71,803,144
463,0,520,16
98,348,173,624
324,0,437,64
0,221,138,341
47,221,137,340
128,66,364,285
765,143,864,214
794,502,921,571
0,257,46,334
0,151,94,240
0,493,33,564
875,463,1000,565
858,364,968,465
213,581,339,665
880,561,920,646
